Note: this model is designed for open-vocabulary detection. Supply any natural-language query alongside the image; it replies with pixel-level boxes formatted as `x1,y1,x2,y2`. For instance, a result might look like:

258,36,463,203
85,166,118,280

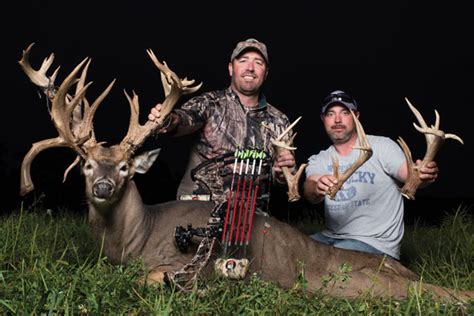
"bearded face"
229,51,268,97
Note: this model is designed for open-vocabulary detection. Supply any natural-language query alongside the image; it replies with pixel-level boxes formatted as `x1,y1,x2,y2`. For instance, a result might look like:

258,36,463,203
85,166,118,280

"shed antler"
119,49,202,153
19,43,114,196
326,110,373,200
272,116,307,202
397,98,464,200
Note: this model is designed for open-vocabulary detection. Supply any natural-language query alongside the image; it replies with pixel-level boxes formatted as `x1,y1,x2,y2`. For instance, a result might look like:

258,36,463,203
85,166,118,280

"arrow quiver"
172,148,272,284
174,148,272,250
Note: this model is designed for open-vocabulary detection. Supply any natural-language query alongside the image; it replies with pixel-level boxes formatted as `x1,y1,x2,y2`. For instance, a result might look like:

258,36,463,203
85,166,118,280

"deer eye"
119,164,129,173
84,163,93,171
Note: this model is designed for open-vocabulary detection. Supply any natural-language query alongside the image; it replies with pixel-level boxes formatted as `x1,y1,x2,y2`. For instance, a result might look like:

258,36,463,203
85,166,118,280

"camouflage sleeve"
173,94,212,136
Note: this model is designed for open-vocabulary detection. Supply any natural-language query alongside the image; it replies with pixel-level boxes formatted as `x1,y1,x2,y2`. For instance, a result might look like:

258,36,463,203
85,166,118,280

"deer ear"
133,148,161,174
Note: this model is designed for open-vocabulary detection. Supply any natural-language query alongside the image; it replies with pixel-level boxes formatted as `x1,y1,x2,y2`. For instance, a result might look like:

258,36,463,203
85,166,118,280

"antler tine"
71,59,92,138
120,90,142,151
157,62,203,96
182,80,203,94
289,132,297,146
75,58,91,98
396,136,415,199
120,88,170,153
405,97,429,130
326,110,373,200
77,79,116,147
159,65,172,96
433,109,440,130
276,116,302,142
445,133,464,144
351,109,371,150
52,57,92,153
152,55,203,96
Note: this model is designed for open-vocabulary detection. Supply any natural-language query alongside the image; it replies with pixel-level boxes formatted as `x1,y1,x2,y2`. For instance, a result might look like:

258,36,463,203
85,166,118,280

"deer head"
397,98,464,200
271,116,307,202
19,43,201,199
326,110,373,200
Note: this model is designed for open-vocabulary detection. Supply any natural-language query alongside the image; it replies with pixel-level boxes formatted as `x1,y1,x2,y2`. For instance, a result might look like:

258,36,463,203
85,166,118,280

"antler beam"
397,98,464,200
326,110,373,200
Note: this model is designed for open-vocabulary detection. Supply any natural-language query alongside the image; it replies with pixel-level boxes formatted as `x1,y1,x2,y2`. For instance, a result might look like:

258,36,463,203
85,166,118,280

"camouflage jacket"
173,87,292,200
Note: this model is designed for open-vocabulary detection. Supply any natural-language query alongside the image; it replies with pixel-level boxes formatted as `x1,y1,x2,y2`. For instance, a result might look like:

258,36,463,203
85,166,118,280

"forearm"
172,109,204,136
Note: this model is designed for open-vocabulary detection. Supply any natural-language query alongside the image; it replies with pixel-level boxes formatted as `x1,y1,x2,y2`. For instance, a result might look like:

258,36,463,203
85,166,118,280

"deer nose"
93,179,115,199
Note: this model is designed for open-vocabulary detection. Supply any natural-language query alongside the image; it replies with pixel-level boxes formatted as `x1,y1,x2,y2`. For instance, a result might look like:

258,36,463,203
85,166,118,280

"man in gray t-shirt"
304,90,439,260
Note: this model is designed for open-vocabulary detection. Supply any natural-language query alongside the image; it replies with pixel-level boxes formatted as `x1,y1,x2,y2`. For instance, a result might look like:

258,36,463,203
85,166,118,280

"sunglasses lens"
324,92,353,104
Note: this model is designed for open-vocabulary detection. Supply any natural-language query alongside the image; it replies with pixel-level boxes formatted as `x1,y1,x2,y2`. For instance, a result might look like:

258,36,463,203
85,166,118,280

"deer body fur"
85,146,472,302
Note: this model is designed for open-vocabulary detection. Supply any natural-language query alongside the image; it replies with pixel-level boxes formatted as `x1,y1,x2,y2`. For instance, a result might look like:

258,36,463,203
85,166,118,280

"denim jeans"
310,232,388,257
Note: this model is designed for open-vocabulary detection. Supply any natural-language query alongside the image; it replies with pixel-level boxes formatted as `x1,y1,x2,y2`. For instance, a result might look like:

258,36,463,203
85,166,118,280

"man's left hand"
418,160,438,184
273,149,296,182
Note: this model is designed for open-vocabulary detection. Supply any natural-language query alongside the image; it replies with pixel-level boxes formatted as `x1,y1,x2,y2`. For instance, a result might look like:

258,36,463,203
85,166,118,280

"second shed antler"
272,116,307,202
397,98,464,200
326,110,373,200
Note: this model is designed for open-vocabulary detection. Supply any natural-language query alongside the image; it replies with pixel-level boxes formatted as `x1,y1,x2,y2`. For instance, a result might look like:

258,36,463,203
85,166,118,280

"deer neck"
88,180,153,264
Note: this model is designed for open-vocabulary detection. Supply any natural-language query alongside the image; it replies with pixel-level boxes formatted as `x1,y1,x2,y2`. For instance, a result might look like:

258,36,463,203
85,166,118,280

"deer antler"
397,98,464,200
19,43,114,196
326,110,373,200
119,49,202,153
18,43,60,99
272,116,307,202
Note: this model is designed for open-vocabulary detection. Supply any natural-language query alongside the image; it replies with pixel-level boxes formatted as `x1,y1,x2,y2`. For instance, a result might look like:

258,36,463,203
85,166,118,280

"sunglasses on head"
323,92,355,105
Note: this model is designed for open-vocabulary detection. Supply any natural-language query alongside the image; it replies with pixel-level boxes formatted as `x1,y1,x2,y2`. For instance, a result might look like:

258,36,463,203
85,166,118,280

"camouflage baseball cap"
230,38,269,64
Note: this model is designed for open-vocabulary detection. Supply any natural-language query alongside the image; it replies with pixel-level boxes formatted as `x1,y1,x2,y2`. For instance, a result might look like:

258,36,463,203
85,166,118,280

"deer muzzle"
93,179,115,199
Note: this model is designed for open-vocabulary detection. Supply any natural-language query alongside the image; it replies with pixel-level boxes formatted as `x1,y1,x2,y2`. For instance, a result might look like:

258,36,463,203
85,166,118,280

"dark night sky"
1,1,473,217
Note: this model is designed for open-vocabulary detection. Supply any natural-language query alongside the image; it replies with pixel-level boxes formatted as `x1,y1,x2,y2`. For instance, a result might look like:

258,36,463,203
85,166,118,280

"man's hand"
417,160,438,185
273,149,296,183
148,103,163,122
315,175,339,196
148,103,178,133
303,174,338,204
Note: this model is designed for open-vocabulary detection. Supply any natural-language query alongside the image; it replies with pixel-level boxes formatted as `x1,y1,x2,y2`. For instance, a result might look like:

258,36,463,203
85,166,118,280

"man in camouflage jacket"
149,38,296,202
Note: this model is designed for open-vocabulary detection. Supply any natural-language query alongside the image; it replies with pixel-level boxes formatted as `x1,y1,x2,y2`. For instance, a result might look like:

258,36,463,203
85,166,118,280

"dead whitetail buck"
19,44,473,302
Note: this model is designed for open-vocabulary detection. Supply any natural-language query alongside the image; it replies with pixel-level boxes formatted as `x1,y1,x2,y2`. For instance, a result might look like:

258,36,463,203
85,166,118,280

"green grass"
1,205,473,314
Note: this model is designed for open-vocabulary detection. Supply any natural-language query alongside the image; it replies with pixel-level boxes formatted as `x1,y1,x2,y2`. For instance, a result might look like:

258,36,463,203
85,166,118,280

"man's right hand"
148,103,164,122
303,174,338,204
148,103,178,134
315,174,339,196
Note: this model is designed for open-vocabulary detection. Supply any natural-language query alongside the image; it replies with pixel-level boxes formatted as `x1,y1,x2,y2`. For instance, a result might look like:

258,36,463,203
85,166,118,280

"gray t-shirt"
305,135,406,259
